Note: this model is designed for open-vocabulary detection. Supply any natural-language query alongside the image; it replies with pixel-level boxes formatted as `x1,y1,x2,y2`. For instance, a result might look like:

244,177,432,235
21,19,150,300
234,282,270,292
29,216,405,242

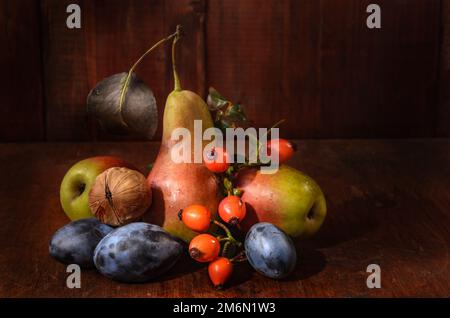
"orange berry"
179,205,211,232
208,257,233,289
218,195,246,225
204,147,229,173
267,138,296,164
189,234,220,263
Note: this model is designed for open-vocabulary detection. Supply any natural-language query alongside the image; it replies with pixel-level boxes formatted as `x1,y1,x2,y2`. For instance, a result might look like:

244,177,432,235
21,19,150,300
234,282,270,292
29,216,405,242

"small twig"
213,220,242,247
222,241,232,258
230,250,247,263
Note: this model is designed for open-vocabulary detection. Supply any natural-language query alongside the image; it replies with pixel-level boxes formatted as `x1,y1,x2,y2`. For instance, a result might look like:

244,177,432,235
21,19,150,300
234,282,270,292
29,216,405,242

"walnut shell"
89,167,152,226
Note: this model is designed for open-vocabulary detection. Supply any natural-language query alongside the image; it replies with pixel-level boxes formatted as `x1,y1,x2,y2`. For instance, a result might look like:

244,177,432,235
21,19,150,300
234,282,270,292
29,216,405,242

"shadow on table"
226,262,254,289
154,252,204,282
152,245,327,287
308,191,393,249
283,246,327,282
227,246,327,286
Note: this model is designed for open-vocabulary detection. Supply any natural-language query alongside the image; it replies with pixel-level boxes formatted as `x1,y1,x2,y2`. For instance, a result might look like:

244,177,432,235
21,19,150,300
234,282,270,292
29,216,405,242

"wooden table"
0,140,449,297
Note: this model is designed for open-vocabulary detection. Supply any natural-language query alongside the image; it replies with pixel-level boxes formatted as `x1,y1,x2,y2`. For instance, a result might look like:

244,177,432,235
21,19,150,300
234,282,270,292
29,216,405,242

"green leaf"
216,119,232,130
224,112,247,123
211,89,250,132
226,165,235,176
232,188,243,197
207,87,229,111
223,177,233,191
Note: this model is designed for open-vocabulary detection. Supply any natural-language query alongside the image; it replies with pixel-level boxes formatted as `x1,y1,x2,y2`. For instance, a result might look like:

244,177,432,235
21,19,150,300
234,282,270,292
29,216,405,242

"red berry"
218,195,246,225
208,257,233,289
189,234,220,263
204,147,229,173
179,205,211,232
267,138,296,164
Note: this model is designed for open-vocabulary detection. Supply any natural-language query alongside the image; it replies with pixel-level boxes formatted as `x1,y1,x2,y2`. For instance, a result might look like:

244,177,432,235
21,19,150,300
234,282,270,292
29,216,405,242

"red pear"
145,32,221,242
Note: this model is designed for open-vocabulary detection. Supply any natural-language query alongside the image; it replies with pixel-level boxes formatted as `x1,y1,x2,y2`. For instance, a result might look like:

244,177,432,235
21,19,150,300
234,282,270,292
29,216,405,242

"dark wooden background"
1,0,449,142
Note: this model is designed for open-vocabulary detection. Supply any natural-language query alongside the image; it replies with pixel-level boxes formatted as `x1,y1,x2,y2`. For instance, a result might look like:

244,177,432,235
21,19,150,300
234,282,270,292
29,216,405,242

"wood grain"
0,0,44,141
0,1,446,140
0,140,449,297
207,0,323,137
320,0,440,138
40,0,93,141
438,0,450,137
207,0,441,138
41,0,205,141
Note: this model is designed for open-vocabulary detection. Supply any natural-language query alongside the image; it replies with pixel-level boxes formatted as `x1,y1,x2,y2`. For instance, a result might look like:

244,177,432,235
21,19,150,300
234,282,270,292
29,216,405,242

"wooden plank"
41,0,205,141
0,0,44,141
206,0,441,138
206,0,322,138
40,0,93,141
438,0,450,136
0,140,449,297
320,0,440,138
164,0,206,95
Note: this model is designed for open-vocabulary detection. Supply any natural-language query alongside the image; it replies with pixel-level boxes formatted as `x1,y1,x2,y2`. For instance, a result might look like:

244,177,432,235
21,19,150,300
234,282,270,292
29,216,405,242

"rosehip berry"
204,147,229,173
208,257,233,289
267,138,296,164
178,205,211,232
189,234,220,263
218,195,246,225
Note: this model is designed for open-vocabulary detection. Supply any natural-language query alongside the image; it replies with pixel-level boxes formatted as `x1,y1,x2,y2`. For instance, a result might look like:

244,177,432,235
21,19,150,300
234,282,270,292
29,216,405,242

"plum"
245,222,297,279
49,218,114,268
93,222,184,283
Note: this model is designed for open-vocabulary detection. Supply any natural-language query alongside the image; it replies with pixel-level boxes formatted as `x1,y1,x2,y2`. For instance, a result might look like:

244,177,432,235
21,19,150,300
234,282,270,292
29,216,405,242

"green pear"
236,165,327,238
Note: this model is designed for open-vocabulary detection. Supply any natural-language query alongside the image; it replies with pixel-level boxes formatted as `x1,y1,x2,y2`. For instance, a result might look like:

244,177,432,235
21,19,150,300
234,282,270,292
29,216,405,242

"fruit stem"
222,241,232,257
231,251,247,263
119,26,181,113
213,220,232,238
256,118,286,157
172,25,182,92
213,220,242,247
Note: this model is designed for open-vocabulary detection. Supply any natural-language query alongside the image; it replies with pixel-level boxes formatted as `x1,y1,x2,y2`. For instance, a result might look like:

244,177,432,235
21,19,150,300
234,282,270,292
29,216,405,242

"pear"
236,165,327,238
145,29,221,242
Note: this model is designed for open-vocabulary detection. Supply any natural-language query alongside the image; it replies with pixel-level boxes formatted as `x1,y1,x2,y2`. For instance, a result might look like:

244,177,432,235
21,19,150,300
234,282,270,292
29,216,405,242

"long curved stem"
172,25,182,91
119,26,181,113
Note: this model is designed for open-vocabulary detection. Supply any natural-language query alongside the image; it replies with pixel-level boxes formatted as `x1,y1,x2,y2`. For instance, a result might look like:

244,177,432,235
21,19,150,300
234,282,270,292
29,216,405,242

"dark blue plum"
49,218,114,268
93,222,184,283
245,222,297,279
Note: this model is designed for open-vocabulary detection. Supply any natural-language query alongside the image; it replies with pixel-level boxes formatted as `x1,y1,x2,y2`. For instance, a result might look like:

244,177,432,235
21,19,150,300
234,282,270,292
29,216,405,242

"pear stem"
119,27,181,112
172,25,182,91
